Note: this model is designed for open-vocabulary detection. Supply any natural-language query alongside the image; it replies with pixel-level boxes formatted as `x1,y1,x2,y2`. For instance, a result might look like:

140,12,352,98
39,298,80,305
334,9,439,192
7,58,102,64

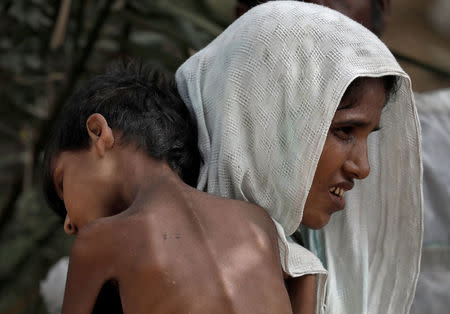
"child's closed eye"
53,168,64,200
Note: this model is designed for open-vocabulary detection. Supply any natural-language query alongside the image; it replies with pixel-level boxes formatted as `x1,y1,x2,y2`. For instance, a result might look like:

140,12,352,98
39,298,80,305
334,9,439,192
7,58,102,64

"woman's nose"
64,215,77,235
343,141,371,180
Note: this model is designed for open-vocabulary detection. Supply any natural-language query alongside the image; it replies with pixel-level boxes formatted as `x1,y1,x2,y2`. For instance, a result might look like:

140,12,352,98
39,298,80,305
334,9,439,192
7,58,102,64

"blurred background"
0,0,448,313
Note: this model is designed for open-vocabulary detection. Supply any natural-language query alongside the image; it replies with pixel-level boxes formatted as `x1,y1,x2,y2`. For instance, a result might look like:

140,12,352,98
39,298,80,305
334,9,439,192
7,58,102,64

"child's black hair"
237,0,262,6
43,60,201,218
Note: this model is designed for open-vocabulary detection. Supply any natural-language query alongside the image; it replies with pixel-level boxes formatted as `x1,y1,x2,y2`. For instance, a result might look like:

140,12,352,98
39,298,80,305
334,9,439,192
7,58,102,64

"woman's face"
302,77,386,229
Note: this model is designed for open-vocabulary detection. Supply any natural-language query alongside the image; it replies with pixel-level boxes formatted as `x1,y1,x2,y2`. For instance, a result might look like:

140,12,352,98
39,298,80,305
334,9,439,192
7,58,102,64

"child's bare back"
63,177,292,314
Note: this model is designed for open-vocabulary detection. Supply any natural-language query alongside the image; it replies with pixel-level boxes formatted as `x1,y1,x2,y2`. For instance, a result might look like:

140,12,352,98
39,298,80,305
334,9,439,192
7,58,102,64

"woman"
176,1,422,313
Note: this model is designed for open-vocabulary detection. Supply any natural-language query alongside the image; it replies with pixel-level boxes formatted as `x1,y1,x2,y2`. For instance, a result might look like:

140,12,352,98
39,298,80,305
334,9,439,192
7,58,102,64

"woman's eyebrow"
334,119,381,132
337,98,356,111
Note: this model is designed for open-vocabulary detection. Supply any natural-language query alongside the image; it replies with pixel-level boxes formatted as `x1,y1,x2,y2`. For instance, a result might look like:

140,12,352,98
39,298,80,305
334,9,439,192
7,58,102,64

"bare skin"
63,180,293,313
56,115,292,314
286,275,317,314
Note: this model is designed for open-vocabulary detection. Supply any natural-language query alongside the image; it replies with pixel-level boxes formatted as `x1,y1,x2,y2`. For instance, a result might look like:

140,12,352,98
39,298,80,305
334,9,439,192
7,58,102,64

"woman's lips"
328,183,353,212
329,191,345,211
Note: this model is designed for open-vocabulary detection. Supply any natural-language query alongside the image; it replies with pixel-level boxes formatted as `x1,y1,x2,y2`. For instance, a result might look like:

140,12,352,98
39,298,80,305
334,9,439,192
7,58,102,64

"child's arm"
286,275,317,314
62,224,114,314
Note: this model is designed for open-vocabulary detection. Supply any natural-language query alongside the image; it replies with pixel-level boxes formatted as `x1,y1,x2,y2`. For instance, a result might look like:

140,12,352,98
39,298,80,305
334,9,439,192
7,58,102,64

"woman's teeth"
329,187,344,197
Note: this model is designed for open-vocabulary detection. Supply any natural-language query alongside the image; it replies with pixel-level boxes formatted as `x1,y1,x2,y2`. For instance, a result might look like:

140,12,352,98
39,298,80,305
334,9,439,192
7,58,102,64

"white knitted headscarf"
176,2,423,313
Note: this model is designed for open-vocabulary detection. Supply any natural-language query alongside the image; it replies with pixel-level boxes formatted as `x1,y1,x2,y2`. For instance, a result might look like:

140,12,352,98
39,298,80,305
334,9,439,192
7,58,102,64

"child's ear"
86,113,114,157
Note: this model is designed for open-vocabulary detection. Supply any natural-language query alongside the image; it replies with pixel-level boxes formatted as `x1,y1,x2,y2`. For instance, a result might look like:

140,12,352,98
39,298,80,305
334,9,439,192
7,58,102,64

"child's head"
43,61,201,227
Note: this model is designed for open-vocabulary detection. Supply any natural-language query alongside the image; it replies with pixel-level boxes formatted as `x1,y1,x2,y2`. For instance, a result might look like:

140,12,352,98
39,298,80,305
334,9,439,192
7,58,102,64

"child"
43,62,297,314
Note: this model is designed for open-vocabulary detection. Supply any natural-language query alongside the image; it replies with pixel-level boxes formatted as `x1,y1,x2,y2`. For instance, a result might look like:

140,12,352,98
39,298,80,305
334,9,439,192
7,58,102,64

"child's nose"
64,215,77,235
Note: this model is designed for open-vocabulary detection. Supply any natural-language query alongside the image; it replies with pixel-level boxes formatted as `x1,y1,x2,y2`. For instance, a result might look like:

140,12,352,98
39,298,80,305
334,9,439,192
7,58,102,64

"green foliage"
0,0,235,312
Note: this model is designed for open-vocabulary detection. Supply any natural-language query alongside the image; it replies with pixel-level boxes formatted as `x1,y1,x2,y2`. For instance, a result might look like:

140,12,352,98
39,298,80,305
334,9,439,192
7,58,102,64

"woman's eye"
332,127,353,141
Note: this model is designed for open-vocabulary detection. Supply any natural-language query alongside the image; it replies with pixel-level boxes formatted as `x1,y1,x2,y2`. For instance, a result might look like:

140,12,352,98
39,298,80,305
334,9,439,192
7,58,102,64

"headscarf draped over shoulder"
176,2,422,313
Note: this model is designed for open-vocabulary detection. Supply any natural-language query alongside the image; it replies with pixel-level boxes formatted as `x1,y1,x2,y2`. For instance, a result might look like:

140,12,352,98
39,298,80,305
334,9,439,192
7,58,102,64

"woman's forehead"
338,77,386,110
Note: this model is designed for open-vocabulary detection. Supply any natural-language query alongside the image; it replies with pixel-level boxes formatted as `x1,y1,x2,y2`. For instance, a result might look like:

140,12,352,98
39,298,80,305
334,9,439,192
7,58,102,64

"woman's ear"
86,113,114,157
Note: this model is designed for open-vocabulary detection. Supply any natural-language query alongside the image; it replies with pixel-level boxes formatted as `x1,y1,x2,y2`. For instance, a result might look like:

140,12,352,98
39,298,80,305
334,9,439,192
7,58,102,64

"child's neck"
115,148,188,213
